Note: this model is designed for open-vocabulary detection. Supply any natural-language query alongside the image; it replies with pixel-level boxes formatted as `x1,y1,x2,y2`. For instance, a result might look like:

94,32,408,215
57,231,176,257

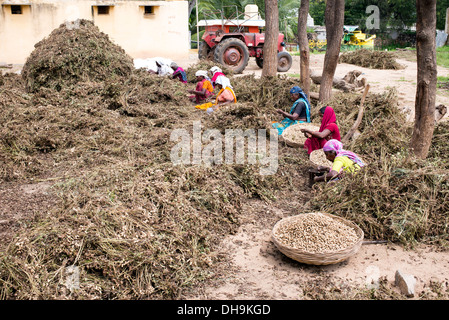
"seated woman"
188,70,214,104
272,86,311,135
209,66,226,87
313,139,366,183
195,75,237,112
171,62,187,84
301,106,341,154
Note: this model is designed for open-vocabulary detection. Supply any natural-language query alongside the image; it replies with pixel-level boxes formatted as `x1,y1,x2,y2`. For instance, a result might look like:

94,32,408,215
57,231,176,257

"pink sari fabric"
211,72,225,86
189,79,213,103
304,106,341,154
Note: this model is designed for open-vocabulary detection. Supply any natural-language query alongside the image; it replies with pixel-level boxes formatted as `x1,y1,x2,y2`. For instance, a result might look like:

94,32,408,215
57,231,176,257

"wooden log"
310,69,365,92
341,84,370,144
435,104,447,123
309,92,320,100
0,63,13,69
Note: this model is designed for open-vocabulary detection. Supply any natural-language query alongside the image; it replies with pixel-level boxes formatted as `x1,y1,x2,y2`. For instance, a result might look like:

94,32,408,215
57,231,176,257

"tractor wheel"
198,41,211,60
214,38,249,74
256,57,263,69
277,51,293,72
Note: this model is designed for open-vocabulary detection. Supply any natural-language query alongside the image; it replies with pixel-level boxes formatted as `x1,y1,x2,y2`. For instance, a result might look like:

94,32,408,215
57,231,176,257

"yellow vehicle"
343,26,376,47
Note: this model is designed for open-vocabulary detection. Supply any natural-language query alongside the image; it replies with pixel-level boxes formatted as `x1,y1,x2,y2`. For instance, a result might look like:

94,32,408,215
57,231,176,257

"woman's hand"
301,128,312,138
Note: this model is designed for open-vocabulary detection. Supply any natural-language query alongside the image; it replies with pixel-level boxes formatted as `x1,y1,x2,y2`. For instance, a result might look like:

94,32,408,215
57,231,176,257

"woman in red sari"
301,106,341,155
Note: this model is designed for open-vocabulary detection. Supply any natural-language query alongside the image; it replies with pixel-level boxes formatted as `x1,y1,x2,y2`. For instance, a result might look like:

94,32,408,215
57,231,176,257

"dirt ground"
2,52,449,300
177,53,449,300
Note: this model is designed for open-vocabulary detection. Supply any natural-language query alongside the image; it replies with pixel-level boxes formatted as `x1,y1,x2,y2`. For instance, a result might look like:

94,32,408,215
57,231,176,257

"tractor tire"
198,41,211,60
277,51,293,72
214,38,249,74
255,53,293,72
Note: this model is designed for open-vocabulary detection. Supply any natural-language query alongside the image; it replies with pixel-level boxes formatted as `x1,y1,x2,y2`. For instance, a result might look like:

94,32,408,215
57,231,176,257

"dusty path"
180,199,449,300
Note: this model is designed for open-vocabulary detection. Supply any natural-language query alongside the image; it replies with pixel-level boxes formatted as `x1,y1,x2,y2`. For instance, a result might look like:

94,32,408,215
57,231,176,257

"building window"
97,6,110,15
11,5,22,14
144,6,154,15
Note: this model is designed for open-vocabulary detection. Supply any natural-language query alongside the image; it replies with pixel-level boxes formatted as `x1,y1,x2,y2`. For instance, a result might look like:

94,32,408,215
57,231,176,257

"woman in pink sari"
301,106,341,155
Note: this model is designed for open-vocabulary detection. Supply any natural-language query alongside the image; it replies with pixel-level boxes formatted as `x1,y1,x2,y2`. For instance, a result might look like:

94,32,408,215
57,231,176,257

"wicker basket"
271,213,364,265
309,149,333,168
281,123,320,148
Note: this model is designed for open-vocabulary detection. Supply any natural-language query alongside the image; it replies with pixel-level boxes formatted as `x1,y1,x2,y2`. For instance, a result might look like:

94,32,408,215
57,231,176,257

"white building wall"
0,0,189,64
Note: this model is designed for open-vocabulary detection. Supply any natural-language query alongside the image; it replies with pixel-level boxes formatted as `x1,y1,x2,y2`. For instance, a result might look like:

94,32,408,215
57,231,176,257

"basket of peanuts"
271,212,364,265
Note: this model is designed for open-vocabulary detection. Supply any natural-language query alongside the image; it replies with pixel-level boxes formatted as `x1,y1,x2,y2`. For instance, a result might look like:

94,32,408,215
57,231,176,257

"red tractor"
197,7,293,74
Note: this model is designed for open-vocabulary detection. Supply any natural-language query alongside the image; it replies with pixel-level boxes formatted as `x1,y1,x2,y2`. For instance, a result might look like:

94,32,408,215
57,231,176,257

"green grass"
437,75,449,91
437,46,449,68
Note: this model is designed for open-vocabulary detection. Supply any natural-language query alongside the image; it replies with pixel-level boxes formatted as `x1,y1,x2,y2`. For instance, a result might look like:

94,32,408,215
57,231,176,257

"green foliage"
437,46,449,69
437,0,449,30
309,0,326,26
189,0,301,43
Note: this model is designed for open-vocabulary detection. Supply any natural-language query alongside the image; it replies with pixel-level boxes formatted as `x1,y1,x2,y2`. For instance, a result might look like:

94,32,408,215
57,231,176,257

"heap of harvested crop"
338,48,403,70
22,19,134,92
232,74,318,111
328,88,409,160
273,213,359,253
308,154,449,246
185,61,234,83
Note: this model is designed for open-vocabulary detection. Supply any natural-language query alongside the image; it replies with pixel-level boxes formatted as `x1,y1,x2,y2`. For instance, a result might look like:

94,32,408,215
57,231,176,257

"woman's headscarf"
323,139,365,167
290,86,311,108
215,75,233,89
170,62,178,69
195,70,208,78
319,106,337,132
290,86,311,122
210,66,222,75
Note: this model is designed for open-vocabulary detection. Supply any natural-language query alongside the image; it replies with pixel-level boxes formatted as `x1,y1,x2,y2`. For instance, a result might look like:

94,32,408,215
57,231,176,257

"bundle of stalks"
323,87,410,162
307,154,449,247
22,19,134,92
232,74,316,111
339,48,404,70
0,34,308,299
185,61,234,83
429,121,449,168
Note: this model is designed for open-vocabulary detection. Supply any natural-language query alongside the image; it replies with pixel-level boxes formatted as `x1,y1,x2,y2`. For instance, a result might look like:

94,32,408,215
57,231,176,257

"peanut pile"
274,213,359,253
309,149,333,167
282,123,319,143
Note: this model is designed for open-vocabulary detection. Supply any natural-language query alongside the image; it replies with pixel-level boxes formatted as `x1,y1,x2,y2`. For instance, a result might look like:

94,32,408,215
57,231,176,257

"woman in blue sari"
272,86,311,135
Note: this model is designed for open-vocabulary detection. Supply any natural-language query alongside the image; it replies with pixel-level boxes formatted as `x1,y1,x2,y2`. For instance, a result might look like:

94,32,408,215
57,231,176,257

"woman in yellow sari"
195,75,236,113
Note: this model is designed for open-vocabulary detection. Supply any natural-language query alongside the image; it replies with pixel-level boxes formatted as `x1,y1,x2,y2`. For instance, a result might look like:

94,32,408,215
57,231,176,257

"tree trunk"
262,0,279,77
319,0,345,103
410,0,437,159
188,0,196,16
298,0,310,98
